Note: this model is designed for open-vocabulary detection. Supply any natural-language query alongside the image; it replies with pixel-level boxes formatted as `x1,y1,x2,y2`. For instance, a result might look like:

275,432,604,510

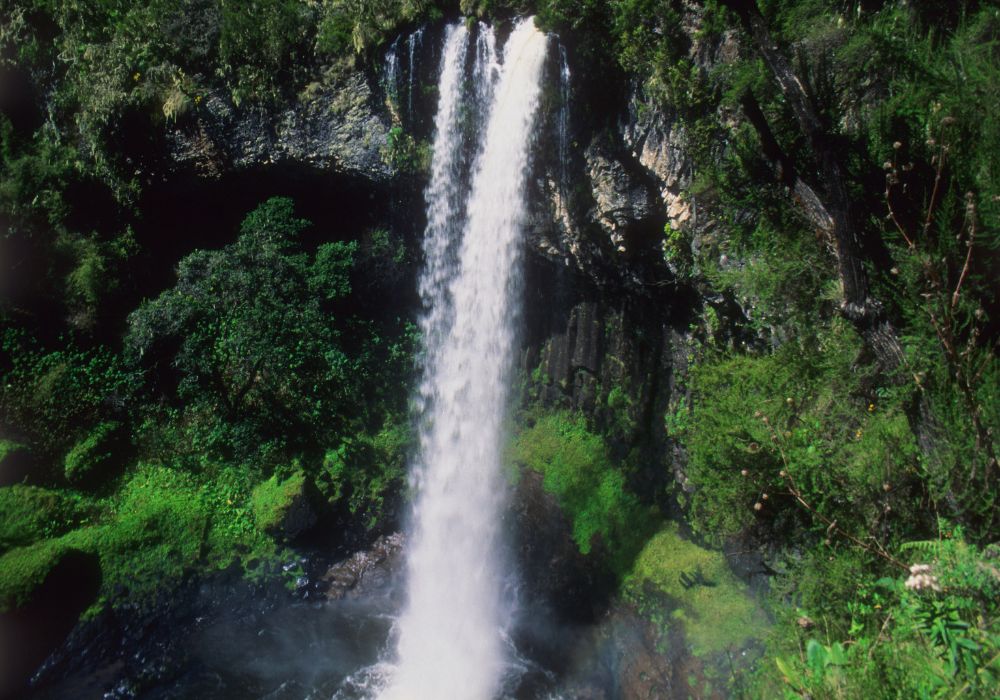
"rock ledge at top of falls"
165,69,394,182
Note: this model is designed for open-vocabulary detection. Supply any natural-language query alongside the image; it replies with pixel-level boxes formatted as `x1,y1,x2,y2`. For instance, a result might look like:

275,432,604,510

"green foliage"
317,416,411,530
0,486,91,553
678,319,922,547
219,0,314,104
382,125,431,174
0,330,138,459
762,531,1000,698
510,410,657,575
64,421,122,486
126,197,408,463
625,521,768,657
55,463,272,611
316,0,434,56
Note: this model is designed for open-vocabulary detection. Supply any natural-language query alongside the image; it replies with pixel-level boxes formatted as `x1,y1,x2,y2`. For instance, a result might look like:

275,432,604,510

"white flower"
905,563,941,592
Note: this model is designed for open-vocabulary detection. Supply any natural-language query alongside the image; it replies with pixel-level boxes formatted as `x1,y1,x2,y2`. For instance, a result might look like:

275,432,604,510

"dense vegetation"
521,0,1000,695
1,0,998,697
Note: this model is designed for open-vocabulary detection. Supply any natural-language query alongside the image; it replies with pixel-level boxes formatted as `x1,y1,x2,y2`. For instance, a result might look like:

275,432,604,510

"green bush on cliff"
677,319,922,548
316,0,439,56
125,197,404,463
318,415,411,531
755,532,1000,698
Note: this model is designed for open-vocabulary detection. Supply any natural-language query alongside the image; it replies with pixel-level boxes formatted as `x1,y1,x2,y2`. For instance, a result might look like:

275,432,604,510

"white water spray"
381,18,549,700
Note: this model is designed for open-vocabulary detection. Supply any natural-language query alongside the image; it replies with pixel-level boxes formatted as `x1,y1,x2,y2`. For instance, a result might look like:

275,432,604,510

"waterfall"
474,23,500,110
384,37,401,106
406,27,425,119
381,18,549,700
558,44,571,192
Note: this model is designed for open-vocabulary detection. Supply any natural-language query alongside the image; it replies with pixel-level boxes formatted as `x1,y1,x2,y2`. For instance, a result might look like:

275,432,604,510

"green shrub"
0,331,137,459
760,531,1000,698
317,416,410,531
678,320,921,547
315,0,435,57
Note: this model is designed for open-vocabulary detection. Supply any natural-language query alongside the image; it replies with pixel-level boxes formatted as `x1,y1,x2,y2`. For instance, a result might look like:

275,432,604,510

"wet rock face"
556,604,677,700
166,70,393,182
509,470,614,622
585,138,661,254
321,532,404,600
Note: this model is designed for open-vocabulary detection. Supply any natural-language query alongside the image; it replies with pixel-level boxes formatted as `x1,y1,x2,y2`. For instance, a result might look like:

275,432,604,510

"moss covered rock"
251,470,317,540
624,521,768,658
0,485,88,553
0,439,34,486
64,421,122,487
0,541,100,698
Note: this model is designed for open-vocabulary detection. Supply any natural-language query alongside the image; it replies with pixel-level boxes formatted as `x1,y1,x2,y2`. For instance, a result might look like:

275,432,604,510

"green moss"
251,470,308,533
625,522,768,657
0,485,90,552
57,466,207,606
0,464,276,614
0,539,69,612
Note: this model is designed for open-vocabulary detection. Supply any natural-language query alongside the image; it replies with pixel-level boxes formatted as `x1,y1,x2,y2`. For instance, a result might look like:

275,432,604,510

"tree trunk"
722,0,905,373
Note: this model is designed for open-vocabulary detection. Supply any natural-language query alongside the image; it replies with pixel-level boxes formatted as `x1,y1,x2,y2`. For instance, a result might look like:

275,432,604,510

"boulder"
509,469,614,622
321,532,404,600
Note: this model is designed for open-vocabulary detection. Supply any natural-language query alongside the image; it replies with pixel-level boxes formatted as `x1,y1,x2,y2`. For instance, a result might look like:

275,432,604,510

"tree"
126,197,360,459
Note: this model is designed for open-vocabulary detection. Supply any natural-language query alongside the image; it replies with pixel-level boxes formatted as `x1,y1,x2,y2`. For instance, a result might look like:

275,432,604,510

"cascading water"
557,44,571,193
384,37,401,104
381,18,550,700
474,23,500,110
406,27,425,118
